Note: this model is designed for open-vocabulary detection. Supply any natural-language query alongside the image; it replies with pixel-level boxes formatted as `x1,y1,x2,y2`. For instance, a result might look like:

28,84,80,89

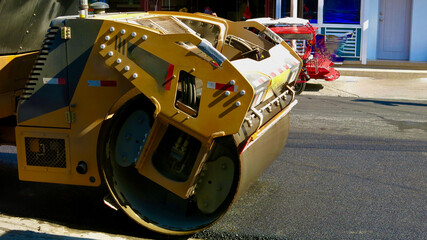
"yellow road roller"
0,5,301,235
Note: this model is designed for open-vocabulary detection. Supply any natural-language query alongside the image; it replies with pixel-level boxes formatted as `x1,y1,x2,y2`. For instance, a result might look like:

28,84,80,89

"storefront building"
277,0,427,63
106,0,427,63
363,0,427,63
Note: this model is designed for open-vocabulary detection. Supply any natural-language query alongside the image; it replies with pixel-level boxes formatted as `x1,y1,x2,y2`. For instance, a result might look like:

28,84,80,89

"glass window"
279,0,317,23
303,0,318,23
323,0,361,24
279,0,291,18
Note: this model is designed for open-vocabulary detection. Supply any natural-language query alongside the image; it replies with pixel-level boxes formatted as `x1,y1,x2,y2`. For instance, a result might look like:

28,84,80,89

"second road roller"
0,2,301,235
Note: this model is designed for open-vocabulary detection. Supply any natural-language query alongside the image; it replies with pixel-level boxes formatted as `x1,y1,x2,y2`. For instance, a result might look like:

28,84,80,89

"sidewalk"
336,67,427,79
302,76,427,100
302,63,427,100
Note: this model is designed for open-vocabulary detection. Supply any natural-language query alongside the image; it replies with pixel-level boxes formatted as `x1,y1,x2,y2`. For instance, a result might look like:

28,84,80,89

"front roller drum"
99,95,240,235
99,95,291,235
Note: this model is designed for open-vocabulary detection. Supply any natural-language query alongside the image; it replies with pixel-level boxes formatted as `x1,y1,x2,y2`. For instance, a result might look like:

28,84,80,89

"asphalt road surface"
1,93,426,239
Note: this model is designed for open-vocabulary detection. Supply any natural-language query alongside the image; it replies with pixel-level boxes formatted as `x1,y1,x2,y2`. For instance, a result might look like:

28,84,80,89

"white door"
377,0,412,60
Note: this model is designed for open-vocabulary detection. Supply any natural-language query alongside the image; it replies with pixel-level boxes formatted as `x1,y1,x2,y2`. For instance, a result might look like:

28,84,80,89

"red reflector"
164,64,174,90
100,80,117,87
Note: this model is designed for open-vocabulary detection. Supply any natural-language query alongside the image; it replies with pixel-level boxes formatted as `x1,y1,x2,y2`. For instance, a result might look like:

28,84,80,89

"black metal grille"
25,137,66,168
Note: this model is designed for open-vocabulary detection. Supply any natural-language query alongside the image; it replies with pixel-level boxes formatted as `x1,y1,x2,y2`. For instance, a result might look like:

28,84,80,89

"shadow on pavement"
352,99,427,107
304,83,324,92
0,230,93,240
0,155,182,240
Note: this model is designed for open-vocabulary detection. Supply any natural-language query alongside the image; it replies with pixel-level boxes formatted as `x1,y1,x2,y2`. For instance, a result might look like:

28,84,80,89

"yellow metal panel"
16,128,70,181
17,106,71,128
0,51,37,72
63,32,136,186
0,52,38,94
95,20,254,140
135,117,211,199
0,52,38,118
15,126,102,186
147,11,229,51
264,69,291,100
14,48,131,186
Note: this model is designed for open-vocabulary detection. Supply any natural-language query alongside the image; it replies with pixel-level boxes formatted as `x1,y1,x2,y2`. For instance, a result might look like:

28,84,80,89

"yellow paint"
78,118,104,137
16,128,72,184
0,52,37,70
96,19,254,141
271,69,291,90
264,69,291,100
0,52,38,118
18,106,71,129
